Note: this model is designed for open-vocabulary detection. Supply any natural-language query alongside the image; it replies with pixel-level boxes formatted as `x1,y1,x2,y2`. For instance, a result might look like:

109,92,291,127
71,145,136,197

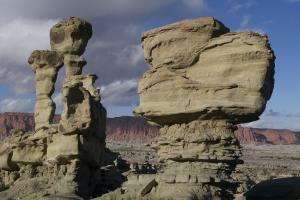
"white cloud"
0,18,59,94
117,45,144,67
236,15,265,35
0,18,58,65
0,0,194,22
240,15,251,28
229,1,255,12
0,0,208,114
101,79,138,106
0,98,34,113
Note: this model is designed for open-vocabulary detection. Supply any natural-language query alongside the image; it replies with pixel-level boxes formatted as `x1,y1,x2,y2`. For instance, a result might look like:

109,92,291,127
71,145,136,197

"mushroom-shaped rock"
50,17,92,55
131,17,275,200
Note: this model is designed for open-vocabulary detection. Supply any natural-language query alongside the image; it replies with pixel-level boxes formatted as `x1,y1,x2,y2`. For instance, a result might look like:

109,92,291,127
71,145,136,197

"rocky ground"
241,144,300,170
107,141,300,169
107,141,300,184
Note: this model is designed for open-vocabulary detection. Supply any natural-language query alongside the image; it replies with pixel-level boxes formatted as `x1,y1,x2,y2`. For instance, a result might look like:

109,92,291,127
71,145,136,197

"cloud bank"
0,0,207,108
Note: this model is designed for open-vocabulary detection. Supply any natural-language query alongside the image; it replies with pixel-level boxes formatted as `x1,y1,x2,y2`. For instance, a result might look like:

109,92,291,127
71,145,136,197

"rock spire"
0,17,106,200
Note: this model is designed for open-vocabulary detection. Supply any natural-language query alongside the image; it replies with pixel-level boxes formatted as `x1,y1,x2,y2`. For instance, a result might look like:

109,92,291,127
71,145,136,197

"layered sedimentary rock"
134,17,274,125
0,17,106,200
28,50,63,131
130,17,275,199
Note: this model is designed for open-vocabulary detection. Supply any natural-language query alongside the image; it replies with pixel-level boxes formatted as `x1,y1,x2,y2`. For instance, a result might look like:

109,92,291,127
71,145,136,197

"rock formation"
28,50,63,131
0,17,106,200
132,17,275,199
134,17,274,125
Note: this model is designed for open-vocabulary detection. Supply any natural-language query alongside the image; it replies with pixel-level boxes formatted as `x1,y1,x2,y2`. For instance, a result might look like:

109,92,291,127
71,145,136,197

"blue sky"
0,0,299,130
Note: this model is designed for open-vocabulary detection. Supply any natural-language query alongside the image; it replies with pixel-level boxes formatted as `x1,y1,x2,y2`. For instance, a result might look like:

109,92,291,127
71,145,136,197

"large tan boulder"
50,17,92,56
134,17,275,125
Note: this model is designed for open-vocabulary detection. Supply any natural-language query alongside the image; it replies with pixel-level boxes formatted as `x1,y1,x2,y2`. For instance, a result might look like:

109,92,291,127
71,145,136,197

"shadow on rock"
92,148,130,198
246,177,300,200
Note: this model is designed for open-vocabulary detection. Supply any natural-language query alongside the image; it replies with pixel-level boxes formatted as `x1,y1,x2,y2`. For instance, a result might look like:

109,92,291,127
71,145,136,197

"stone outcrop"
134,17,275,125
28,50,63,131
50,16,92,56
0,17,106,200
130,17,275,199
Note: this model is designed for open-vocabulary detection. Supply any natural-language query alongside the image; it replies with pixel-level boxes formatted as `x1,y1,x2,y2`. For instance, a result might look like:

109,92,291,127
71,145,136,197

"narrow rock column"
47,17,106,198
134,17,275,199
28,50,63,131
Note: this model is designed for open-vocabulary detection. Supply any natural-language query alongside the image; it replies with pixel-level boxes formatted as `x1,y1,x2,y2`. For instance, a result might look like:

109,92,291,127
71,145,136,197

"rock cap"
50,16,92,55
28,50,63,72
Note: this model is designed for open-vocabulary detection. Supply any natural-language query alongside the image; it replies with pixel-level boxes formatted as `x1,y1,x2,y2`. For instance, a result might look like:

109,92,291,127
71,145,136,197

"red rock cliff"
234,126,300,144
0,112,34,139
106,116,159,143
0,112,299,144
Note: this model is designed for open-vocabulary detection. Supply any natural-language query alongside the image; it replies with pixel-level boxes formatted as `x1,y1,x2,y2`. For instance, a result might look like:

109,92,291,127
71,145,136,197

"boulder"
134,17,275,125
50,17,92,55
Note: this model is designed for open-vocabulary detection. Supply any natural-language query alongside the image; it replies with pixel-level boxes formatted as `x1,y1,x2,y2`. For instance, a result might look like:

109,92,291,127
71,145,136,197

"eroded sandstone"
0,17,106,200
134,17,275,125
131,17,275,199
28,50,63,131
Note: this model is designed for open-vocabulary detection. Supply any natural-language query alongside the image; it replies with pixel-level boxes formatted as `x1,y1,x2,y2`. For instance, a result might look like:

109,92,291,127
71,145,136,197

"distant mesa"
1,113,299,145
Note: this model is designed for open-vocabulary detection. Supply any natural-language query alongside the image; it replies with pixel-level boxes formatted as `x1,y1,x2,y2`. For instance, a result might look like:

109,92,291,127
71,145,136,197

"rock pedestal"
132,17,275,199
152,120,242,199
0,17,106,200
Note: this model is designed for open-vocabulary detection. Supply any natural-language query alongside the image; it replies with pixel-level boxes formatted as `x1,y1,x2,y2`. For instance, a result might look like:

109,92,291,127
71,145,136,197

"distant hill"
0,112,299,145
